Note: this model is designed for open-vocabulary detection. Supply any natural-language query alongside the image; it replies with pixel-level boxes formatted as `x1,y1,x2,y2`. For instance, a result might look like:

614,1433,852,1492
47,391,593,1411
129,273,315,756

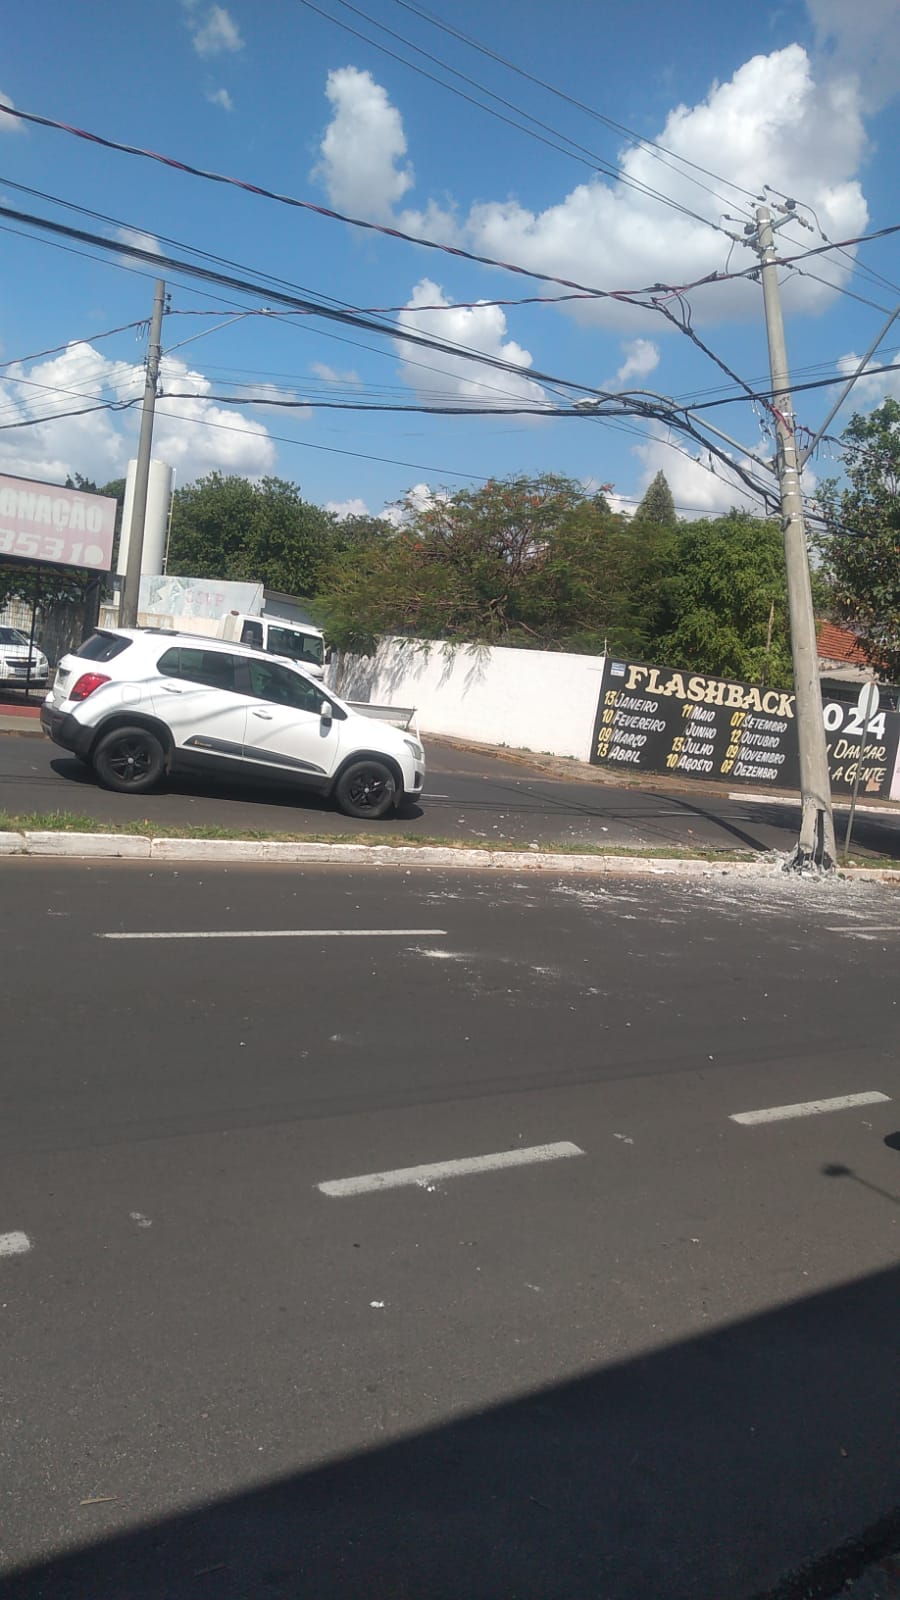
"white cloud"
381,482,450,526
315,48,870,328
116,227,162,258
808,0,900,109
833,349,900,408
465,46,867,326
314,66,413,222
607,339,660,389
311,361,361,385
206,87,234,112
0,90,22,131
395,278,548,408
326,497,370,520
0,339,277,486
187,4,243,57
628,424,775,518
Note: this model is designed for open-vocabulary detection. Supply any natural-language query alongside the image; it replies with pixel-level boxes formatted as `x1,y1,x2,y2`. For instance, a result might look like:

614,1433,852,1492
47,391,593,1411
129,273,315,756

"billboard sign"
138,574,264,621
592,657,900,799
0,473,116,572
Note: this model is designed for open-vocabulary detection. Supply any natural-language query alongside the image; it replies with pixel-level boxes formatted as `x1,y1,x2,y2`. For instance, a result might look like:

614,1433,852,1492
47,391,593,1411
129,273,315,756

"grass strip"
0,809,766,862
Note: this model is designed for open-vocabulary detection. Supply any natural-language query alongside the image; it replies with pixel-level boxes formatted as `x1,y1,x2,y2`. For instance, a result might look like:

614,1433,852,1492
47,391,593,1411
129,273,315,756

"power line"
0,318,149,371
0,102,705,299
1,164,891,320
0,178,591,408
0,397,139,432
384,0,762,208
297,0,749,235
0,202,652,407
0,207,573,415
162,360,900,415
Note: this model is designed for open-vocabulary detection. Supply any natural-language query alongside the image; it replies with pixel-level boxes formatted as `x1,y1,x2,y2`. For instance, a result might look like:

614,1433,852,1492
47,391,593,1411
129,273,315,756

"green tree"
647,511,793,686
166,473,339,598
316,475,633,653
634,470,676,527
818,398,900,677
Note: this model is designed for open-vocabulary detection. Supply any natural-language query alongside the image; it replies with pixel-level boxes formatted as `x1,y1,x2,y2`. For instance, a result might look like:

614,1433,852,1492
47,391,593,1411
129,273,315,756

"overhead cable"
297,0,751,233
385,0,762,205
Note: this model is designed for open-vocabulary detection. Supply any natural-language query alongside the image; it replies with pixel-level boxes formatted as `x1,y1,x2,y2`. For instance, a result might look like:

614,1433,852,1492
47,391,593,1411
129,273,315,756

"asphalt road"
1,859,899,1599
3,729,900,859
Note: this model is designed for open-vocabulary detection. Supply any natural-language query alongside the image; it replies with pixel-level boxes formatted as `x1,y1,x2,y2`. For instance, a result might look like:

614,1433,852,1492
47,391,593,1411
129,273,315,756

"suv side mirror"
320,700,333,722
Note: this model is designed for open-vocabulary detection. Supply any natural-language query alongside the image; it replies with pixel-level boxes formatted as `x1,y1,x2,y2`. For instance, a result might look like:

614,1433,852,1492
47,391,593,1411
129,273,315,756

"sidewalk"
0,703,42,735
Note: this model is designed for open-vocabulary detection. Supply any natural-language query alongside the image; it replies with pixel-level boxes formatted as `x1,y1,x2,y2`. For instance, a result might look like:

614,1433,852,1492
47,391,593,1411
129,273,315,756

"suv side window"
157,647,239,693
247,659,322,713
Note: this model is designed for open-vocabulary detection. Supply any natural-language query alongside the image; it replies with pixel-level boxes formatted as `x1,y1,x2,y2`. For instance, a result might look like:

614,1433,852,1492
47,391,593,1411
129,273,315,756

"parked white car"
41,628,425,819
0,625,49,688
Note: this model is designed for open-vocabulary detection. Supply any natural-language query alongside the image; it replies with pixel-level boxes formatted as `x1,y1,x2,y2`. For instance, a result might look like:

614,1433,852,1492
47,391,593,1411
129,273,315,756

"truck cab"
220,613,326,678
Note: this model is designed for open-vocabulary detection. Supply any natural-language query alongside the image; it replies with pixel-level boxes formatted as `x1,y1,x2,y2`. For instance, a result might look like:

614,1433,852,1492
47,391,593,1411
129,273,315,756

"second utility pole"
119,279,166,628
755,207,835,870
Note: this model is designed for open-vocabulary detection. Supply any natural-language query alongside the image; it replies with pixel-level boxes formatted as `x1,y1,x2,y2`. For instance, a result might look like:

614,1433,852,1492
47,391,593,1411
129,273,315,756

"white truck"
216,612,327,678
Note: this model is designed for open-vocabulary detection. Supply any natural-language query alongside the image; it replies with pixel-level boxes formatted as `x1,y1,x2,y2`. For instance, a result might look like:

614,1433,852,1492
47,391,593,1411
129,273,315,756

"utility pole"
119,279,166,627
754,207,836,870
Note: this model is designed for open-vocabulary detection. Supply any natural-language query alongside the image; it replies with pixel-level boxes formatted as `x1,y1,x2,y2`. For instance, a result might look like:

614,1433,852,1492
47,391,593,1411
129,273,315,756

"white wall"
332,638,606,761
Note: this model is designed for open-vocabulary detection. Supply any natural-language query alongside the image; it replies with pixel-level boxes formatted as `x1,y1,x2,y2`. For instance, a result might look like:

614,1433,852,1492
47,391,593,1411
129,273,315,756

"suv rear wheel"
93,725,166,794
334,759,397,820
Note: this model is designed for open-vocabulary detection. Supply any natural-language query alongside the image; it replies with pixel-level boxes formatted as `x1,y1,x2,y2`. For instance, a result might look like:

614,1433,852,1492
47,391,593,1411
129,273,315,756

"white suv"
41,628,425,820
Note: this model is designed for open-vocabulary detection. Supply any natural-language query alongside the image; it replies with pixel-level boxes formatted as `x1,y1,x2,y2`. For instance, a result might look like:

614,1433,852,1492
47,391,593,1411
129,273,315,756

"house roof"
816,620,870,665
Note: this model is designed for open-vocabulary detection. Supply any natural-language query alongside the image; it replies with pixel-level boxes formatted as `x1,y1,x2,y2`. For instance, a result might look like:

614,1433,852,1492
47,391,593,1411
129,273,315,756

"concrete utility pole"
119,279,166,627
755,207,836,870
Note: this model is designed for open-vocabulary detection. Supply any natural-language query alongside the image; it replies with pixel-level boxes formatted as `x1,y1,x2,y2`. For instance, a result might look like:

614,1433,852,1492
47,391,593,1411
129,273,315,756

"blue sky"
1,0,899,523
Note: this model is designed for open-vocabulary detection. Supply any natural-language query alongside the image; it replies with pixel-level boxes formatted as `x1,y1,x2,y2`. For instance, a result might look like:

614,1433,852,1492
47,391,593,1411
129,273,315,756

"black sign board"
591,658,900,799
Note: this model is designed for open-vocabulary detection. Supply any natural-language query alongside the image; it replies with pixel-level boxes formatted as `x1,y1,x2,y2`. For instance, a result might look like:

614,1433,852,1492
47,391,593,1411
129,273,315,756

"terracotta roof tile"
816,620,870,665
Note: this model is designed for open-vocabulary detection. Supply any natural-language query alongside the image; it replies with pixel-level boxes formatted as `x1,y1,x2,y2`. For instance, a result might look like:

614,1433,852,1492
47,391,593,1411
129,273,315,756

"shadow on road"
2,1262,897,1600
45,759,426,825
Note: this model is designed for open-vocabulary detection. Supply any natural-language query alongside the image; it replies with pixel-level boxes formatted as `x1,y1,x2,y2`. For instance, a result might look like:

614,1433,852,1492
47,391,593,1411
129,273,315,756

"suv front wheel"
93,725,166,794
334,759,397,820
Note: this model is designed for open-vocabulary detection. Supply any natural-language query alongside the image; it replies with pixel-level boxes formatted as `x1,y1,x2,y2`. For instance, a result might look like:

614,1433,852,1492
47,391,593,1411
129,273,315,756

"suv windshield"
266,626,324,668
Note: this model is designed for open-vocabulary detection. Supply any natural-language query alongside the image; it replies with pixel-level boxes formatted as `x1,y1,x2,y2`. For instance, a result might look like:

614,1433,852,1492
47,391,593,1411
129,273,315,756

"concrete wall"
332,638,606,761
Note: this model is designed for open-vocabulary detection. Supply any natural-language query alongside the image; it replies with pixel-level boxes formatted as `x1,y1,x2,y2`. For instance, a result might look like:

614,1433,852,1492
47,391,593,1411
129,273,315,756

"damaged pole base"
783,844,836,875
783,802,836,875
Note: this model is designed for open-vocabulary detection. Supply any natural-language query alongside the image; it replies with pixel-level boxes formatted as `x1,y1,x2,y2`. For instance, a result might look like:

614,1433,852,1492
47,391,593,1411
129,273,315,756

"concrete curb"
2,829,900,880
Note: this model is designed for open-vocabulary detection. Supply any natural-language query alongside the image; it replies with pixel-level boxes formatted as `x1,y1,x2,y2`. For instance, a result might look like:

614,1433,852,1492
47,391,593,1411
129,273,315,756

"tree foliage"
316,475,637,655
318,477,794,683
166,474,342,598
649,512,793,687
634,470,676,527
37,462,806,687
818,398,900,677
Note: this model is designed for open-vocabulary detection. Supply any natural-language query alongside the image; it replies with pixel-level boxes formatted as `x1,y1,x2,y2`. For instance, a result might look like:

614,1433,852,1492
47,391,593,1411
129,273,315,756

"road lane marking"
318,1140,584,1197
0,1232,31,1258
825,925,900,937
100,928,448,942
730,1092,889,1126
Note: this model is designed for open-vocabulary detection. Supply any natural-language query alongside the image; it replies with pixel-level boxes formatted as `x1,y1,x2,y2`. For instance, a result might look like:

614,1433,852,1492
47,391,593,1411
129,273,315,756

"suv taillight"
70,672,111,701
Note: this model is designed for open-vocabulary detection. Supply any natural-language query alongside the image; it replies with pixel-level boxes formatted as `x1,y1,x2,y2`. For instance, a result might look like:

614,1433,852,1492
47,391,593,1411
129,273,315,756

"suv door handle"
251,709,273,719
162,684,184,694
